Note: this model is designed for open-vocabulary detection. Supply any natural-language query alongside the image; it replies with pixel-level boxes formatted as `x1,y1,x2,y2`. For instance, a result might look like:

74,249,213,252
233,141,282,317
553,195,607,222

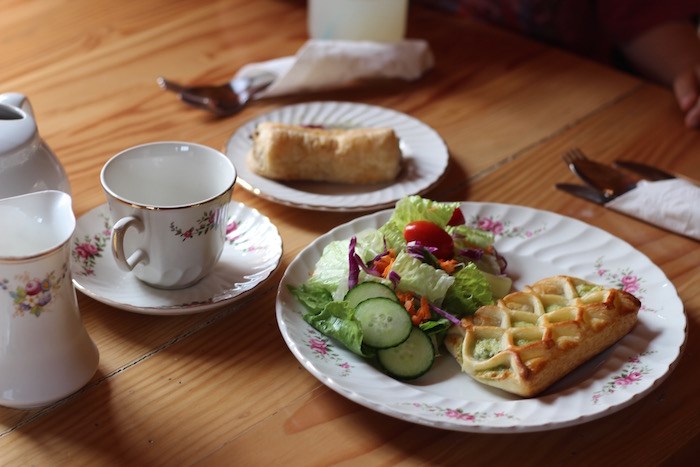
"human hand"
673,65,700,128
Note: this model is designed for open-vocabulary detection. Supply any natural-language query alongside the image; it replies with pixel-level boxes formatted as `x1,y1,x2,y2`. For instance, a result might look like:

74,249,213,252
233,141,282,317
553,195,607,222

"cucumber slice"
355,297,412,349
377,327,435,380
344,282,398,309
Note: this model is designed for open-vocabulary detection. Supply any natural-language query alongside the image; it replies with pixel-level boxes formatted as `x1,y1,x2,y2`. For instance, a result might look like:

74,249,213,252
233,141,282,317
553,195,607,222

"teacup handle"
111,216,149,271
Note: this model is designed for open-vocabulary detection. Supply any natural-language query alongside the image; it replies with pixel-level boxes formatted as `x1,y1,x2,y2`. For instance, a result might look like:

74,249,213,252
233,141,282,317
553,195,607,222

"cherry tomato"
447,208,465,226
403,220,454,259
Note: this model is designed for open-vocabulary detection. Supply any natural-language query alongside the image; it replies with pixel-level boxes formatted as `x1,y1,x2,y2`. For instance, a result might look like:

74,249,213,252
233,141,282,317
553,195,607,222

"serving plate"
71,201,282,315
276,202,686,432
225,101,448,212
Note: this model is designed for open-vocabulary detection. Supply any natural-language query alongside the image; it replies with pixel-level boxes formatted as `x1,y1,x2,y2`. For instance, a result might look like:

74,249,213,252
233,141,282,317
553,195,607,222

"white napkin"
605,179,700,240
234,39,434,98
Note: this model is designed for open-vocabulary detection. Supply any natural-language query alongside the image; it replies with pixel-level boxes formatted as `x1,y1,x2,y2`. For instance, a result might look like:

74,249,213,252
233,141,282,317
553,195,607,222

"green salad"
289,196,512,380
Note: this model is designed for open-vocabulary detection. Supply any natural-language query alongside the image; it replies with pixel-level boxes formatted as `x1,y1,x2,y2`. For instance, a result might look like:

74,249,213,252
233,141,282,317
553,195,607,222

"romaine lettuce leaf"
377,220,406,252
288,282,333,314
387,195,459,230
448,223,495,250
354,229,388,262
442,262,494,317
390,251,454,305
481,271,513,299
306,239,350,299
301,300,368,357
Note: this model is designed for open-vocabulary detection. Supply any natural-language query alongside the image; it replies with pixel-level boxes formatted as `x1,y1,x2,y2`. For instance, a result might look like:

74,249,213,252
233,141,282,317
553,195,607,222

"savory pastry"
246,122,402,184
444,275,640,397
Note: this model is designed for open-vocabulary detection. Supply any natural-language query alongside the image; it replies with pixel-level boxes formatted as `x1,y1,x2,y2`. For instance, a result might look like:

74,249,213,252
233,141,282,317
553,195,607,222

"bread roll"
246,122,402,184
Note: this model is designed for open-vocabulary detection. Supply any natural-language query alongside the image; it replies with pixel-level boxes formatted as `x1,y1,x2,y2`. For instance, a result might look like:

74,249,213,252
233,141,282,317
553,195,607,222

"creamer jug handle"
0,92,34,117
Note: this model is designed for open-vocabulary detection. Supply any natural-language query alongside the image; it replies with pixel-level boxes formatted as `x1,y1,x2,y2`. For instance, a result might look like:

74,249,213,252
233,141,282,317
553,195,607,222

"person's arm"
619,21,700,128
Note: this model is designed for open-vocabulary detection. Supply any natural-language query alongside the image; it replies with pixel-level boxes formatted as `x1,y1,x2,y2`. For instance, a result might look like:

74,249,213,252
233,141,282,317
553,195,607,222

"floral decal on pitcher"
72,212,111,276
1,262,68,317
170,209,223,241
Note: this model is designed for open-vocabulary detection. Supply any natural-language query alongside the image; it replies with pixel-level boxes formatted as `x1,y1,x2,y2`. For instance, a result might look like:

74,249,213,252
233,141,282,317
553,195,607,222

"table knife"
555,183,606,205
613,160,675,181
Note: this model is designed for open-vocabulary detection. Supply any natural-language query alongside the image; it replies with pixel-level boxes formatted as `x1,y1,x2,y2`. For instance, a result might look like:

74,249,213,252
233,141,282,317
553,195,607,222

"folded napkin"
605,179,700,240
234,39,434,98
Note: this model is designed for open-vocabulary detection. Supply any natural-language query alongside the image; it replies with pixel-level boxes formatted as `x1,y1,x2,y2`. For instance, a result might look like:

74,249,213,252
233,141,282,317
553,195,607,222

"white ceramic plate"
225,101,448,212
276,202,686,432
71,201,282,315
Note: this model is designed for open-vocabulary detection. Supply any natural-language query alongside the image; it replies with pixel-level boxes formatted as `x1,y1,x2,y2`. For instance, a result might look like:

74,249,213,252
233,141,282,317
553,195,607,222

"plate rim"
275,201,687,432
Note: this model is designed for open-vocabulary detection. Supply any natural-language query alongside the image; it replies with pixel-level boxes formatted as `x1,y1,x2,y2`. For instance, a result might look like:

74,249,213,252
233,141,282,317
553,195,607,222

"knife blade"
613,160,676,181
555,183,607,205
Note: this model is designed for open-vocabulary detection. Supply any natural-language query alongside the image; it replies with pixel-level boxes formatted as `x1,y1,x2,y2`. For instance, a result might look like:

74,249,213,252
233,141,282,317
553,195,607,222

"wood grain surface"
1,0,698,465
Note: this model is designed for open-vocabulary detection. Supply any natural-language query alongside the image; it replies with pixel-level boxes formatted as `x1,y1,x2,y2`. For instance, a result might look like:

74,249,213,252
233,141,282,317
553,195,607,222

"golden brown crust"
246,122,402,184
444,275,641,397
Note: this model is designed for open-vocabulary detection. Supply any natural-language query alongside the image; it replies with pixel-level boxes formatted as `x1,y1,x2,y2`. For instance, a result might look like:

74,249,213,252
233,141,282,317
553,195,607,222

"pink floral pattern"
226,220,239,244
468,214,546,238
404,403,518,423
225,218,264,252
1,263,68,317
170,209,223,241
593,256,653,311
304,329,353,377
72,213,111,276
592,352,654,404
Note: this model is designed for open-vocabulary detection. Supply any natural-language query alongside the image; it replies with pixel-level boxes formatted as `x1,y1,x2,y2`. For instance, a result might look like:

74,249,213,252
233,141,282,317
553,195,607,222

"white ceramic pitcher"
0,190,99,409
0,92,71,199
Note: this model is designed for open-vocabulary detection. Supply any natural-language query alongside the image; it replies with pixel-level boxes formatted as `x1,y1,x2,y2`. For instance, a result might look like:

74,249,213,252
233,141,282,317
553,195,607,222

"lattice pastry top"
444,275,641,397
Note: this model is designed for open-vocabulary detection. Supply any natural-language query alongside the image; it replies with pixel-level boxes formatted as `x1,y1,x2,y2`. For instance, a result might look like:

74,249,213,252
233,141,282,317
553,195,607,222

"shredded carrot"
373,249,397,278
414,296,431,325
439,259,459,274
380,257,396,278
396,290,432,325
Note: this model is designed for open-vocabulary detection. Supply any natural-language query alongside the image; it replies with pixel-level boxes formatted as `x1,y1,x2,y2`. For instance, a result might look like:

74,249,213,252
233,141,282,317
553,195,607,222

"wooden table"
2,0,699,464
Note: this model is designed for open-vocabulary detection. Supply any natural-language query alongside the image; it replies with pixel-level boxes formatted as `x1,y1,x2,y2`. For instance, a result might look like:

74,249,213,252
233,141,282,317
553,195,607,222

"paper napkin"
605,179,700,240
234,39,435,98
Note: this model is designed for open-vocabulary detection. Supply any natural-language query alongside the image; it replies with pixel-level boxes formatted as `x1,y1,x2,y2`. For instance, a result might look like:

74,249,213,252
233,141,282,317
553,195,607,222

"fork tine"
157,76,186,94
562,150,574,164
569,147,586,161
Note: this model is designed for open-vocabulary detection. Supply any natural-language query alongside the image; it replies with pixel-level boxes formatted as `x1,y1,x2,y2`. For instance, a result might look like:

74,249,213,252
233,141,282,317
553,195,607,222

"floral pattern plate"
276,202,686,432
71,202,283,315
225,101,448,212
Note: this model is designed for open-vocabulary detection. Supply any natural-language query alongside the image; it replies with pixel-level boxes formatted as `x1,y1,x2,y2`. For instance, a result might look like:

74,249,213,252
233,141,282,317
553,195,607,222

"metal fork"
562,148,639,199
157,73,274,117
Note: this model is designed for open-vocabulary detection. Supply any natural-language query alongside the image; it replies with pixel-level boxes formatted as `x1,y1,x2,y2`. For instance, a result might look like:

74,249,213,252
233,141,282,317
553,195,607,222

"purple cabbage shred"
388,271,401,289
348,236,359,290
458,247,484,261
430,304,461,325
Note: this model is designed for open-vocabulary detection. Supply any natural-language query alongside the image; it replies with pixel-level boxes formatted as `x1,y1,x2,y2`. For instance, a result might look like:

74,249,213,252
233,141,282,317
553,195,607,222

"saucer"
71,201,283,315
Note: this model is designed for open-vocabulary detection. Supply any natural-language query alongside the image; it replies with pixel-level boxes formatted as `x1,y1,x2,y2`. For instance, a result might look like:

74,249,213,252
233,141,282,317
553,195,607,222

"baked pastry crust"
444,275,641,397
246,122,402,184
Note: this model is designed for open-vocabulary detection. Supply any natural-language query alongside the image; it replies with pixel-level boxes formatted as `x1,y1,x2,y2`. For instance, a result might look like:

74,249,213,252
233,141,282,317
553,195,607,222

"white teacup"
101,142,236,289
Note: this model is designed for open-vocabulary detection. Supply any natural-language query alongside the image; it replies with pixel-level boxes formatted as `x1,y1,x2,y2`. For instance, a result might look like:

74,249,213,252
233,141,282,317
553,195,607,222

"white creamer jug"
0,93,70,199
0,190,99,409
